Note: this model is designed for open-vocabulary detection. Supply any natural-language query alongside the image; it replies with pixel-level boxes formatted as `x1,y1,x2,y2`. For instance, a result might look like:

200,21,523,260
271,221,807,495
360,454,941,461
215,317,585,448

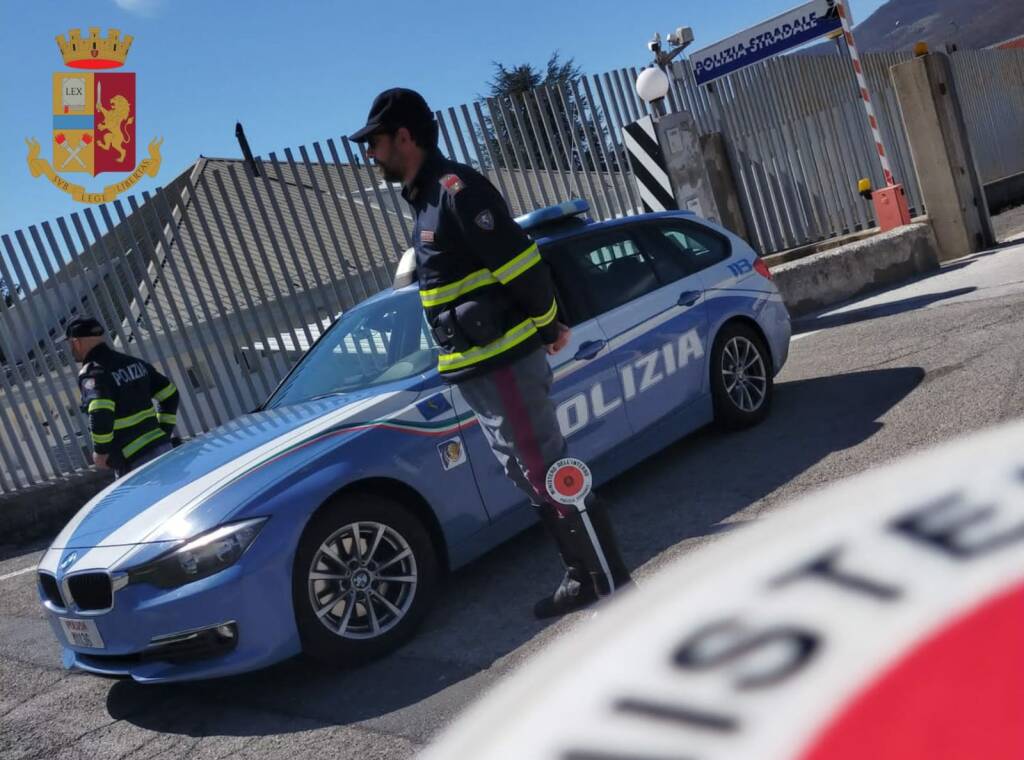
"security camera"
647,32,662,53
667,26,694,48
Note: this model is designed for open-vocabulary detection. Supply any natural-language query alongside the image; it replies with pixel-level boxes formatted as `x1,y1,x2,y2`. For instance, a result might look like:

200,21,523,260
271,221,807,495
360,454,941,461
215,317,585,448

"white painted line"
0,565,37,582
792,330,821,341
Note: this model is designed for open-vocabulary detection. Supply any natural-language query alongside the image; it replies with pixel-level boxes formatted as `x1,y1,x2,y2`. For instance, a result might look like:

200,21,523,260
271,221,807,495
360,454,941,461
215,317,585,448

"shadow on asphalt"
106,365,925,737
793,287,977,334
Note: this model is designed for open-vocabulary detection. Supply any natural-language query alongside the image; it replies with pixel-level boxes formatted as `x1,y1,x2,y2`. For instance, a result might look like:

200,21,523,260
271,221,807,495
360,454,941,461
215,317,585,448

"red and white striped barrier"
837,0,895,187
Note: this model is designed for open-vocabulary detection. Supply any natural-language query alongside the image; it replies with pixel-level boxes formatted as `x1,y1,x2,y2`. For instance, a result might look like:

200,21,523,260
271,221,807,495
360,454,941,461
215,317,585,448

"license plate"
59,617,105,649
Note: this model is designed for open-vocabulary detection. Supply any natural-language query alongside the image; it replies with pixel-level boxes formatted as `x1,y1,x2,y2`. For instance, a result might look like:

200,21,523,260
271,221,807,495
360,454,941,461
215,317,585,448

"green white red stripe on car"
40,390,477,573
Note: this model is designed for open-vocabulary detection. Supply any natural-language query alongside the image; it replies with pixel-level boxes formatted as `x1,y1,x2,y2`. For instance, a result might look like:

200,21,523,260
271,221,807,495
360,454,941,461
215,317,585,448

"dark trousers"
458,348,567,511
114,440,172,478
458,348,631,596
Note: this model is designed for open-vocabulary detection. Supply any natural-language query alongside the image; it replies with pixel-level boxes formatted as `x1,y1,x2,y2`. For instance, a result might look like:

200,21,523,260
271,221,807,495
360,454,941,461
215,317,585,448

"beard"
375,159,404,184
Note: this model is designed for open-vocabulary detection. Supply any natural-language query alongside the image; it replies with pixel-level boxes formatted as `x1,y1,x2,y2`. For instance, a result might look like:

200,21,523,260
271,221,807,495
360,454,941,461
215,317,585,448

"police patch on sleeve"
82,378,95,391
474,210,494,231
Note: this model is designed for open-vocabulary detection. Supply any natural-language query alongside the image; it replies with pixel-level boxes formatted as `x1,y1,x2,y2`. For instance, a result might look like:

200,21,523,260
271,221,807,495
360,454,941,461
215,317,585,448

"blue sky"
0,0,888,238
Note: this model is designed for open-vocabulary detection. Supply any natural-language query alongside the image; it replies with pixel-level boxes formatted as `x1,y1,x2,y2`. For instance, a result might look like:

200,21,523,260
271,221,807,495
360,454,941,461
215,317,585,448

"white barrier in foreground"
422,421,1024,760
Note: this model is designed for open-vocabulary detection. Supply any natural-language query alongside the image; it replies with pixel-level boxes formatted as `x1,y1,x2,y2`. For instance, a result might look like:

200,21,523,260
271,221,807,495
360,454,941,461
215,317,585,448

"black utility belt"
431,300,506,353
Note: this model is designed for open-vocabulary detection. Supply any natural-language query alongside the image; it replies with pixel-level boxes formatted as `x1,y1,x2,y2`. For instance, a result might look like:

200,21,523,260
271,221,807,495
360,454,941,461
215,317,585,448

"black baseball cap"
61,317,105,340
350,88,434,142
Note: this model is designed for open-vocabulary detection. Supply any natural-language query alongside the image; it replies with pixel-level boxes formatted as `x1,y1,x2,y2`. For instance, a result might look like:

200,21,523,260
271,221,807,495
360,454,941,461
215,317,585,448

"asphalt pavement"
1,239,1021,760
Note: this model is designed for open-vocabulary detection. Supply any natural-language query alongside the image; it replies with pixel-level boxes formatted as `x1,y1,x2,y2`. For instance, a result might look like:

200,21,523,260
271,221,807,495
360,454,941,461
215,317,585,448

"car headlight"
128,518,267,589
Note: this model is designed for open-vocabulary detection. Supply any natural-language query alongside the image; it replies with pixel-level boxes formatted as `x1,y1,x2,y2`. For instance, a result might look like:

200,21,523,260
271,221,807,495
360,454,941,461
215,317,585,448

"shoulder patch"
82,378,96,391
474,210,495,231
440,174,465,195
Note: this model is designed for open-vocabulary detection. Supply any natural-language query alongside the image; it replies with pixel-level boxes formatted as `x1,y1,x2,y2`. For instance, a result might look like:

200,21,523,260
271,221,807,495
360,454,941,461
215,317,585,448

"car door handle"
574,340,606,361
677,290,701,308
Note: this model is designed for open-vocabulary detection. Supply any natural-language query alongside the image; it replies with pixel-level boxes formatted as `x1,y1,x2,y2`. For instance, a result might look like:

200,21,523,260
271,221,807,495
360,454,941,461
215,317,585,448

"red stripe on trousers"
492,365,568,516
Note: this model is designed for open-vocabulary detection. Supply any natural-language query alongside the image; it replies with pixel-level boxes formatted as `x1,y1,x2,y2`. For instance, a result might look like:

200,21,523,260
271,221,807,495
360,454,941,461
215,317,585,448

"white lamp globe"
636,67,670,103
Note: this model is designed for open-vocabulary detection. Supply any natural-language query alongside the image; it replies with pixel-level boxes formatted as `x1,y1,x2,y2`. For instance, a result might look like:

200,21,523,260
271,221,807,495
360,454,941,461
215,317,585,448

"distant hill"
808,0,1024,53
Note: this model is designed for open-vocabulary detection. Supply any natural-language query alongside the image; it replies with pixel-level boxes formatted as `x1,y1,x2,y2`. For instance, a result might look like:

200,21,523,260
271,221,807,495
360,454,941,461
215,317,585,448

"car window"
546,231,662,320
644,221,732,283
267,291,438,407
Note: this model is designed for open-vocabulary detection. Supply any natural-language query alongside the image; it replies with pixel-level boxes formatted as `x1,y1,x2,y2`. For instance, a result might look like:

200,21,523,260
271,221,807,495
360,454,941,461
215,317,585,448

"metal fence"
950,49,1024,183
661,50,926,254
0,48,1018,493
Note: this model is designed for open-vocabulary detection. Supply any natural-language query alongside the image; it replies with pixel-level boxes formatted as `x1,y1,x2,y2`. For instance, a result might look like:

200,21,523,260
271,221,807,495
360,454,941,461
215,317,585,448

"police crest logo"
474,210,495,231
24,27,163,204
437,437,466,471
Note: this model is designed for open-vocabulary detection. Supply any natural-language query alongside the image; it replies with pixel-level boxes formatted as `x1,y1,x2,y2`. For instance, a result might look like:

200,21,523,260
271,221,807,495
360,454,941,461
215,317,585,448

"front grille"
38,573,64,607
66,573,112,611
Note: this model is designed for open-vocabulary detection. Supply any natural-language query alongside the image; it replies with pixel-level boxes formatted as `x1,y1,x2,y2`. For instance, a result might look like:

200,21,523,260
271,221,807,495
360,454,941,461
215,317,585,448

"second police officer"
64,317,180,478
351,88,633,618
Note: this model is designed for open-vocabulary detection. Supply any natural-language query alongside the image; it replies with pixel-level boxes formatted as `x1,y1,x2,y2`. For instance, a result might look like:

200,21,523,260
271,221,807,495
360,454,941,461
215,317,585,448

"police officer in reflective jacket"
352,88,632,618
64,317,179,477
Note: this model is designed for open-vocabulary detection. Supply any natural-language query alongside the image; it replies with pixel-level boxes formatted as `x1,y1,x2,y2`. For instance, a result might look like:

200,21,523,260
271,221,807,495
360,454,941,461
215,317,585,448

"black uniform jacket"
402,151,561,381
78,343,179,468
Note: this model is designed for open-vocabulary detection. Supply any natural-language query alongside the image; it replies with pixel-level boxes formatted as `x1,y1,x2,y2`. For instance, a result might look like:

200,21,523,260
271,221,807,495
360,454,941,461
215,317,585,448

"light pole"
635,67,670,117
639,26,694,117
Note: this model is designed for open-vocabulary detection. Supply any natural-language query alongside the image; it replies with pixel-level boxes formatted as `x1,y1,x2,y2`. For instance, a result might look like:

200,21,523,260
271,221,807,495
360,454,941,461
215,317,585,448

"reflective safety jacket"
402,151,561,381
77,343,179,468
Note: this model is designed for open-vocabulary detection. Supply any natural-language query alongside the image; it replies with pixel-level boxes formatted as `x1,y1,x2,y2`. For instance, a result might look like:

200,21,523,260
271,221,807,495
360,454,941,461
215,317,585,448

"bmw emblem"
59,551,78,571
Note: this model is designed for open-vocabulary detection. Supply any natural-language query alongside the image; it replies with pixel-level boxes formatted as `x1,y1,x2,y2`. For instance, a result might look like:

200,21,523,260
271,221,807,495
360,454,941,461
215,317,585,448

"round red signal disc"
554,465,584,497
545,458,593,505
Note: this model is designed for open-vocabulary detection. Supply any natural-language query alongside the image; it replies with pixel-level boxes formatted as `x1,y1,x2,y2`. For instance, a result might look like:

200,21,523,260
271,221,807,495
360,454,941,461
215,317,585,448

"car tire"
710,322,773,430
292,492,438,665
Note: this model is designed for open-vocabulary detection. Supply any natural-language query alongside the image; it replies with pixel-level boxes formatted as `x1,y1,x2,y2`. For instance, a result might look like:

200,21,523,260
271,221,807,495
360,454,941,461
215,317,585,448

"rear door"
451,250,630,522
554,225,711,434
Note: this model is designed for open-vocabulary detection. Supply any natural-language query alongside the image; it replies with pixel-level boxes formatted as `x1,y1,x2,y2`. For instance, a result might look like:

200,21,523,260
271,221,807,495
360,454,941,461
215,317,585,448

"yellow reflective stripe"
493,243,540,285
532,298,558,329
154,382,177,402
122,428,166,459
113,408,157,430
419,269,498,308
157,413,177,425
91,431,114,445
87,399,115,413
437,318,538,373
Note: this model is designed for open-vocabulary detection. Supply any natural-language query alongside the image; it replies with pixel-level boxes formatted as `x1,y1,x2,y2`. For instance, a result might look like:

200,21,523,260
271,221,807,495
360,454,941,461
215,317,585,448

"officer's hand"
546,323,571,355
93,452,110,470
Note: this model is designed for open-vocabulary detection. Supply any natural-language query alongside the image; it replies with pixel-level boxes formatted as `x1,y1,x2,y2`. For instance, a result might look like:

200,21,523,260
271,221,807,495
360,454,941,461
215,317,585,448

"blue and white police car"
37,200,791,682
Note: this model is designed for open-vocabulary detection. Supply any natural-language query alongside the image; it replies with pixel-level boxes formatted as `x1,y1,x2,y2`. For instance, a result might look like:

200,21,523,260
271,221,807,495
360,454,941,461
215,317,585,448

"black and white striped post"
622,115,677,213
623,66,677,213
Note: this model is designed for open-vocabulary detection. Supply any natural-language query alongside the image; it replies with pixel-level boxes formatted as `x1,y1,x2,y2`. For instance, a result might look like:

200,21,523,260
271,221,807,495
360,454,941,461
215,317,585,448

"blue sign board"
690,0,843,85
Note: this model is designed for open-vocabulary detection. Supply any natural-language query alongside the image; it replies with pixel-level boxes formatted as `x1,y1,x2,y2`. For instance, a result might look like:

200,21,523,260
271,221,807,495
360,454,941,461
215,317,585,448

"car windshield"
266,290,438,408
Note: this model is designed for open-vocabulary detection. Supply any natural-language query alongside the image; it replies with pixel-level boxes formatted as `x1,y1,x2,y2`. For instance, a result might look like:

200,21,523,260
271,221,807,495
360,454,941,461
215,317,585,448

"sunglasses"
367,131,396,151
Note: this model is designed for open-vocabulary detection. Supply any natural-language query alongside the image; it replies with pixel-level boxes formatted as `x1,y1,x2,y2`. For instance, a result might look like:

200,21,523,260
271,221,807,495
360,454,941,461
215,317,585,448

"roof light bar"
515,199,589,232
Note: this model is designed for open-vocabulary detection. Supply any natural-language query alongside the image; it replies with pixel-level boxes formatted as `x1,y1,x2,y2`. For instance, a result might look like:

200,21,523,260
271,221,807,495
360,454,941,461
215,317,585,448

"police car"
37,200,791,682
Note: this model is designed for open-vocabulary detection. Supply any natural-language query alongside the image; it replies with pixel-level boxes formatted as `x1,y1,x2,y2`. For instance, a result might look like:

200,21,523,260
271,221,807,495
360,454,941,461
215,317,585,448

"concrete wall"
771,222,940,317
699,132,750,243
892,53,995,261
985,171,1024,215
0,469,111,543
